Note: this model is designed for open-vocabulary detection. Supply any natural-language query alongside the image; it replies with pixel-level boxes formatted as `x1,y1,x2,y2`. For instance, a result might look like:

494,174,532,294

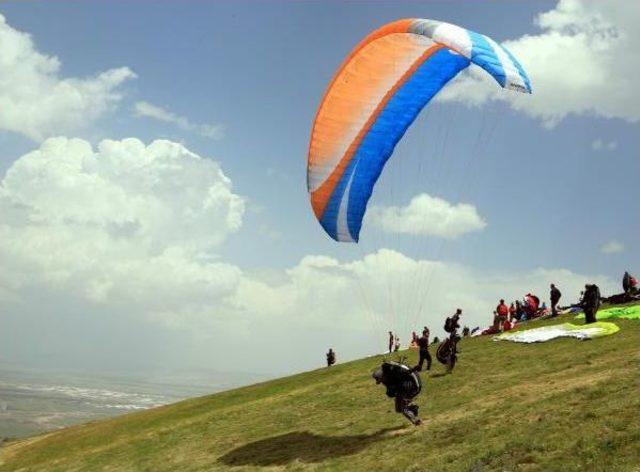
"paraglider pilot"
372,361,422,426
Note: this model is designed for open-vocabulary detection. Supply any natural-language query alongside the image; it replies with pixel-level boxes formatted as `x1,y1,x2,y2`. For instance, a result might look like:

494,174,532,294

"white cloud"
439,0,640,127
134,101,225,139
591,138,617,151
601,240,624,254
0,137,245,310
367,193,486,238
0,15,135,141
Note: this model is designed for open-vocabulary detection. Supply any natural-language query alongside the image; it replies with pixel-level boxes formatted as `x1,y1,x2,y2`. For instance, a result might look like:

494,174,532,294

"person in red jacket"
496,299,509,329
524,293,539,318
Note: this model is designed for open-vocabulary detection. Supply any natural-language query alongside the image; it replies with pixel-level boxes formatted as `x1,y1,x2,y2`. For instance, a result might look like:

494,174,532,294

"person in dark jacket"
372,361,422,425
515,300,524,321
582,284,601,324
439,309,462,372
388,331,394,353
623,271,638,295
326,348,336,367
412,328,432,372
550,283,562,317
444,309,462,334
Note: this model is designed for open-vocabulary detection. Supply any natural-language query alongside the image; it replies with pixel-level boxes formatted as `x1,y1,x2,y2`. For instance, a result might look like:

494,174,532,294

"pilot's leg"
396,396,421,425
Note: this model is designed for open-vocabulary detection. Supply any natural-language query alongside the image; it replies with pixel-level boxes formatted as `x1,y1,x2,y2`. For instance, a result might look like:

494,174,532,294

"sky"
0,0,638,378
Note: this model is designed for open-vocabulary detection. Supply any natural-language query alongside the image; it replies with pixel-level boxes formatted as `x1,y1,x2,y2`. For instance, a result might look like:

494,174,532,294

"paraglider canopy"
307,18,531,242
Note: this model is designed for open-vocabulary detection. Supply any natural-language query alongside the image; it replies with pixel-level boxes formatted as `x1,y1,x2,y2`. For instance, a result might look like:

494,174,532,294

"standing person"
623,271,631,294
437,309,462,372
388,331,394,354
496,299,509,328
623,271,637,295
582,284,601,324
394,335,401,352
550,283,562,317
326,348,336,367
515,300,524,321
413,328,432,372
509,302,517,321
445,309,462,334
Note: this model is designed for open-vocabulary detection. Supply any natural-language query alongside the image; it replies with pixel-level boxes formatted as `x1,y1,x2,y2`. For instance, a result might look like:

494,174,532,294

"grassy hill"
1,306,639,471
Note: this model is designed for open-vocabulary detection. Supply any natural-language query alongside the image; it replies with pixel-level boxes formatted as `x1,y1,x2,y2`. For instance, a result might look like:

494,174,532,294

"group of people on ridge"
324,269,636,426
485,280,605,335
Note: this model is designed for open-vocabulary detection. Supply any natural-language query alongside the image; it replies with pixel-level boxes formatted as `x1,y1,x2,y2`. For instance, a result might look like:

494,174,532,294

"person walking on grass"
437,309,462,373
413,328,432,372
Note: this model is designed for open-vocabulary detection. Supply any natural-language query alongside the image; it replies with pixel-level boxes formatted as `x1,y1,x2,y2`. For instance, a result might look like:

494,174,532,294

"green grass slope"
2,307,639,472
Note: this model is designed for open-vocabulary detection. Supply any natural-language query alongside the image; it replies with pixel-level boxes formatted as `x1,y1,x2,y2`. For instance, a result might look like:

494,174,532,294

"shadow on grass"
217,427,404,466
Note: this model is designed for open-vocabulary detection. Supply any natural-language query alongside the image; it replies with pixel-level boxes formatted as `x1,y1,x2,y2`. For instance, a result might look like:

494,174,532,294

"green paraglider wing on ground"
575,304,640,321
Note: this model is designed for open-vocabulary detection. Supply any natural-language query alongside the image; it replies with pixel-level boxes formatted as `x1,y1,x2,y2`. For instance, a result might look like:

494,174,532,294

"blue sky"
0,1,638,375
